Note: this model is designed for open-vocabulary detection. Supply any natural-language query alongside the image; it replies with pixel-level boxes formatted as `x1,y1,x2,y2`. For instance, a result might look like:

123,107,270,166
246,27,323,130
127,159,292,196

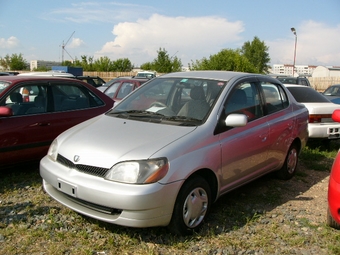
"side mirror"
225,113,248,127
0,106,13,117
332,109,340,122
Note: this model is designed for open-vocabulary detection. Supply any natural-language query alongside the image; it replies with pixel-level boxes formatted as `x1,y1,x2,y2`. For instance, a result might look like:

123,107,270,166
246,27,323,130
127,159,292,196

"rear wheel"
276,143,298,180
327,207,340,229
168,176,211,235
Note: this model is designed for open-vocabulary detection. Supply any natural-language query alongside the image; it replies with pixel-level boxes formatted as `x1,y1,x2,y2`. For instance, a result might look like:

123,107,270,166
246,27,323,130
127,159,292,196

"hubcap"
183,187,208,228
287,148,298,174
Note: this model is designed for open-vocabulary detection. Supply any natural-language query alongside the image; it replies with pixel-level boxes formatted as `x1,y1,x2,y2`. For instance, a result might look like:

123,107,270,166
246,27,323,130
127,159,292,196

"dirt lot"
0,159,339,254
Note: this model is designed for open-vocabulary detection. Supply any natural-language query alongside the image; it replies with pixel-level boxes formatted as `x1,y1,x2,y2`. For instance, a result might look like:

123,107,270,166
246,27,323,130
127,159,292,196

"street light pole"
291,27,297,76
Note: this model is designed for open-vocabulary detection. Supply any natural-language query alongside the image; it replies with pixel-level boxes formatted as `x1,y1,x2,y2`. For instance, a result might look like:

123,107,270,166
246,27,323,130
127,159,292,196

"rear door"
259,80,294,168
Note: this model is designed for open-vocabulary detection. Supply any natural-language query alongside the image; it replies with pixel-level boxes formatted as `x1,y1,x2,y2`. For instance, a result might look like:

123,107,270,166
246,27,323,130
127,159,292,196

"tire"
276,143,298,180
168,176,211,236
327,207,340,229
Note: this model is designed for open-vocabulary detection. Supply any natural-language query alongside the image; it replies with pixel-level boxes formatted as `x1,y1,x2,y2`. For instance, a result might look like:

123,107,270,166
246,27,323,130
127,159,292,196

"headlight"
105,158,169,184
47,139,58,161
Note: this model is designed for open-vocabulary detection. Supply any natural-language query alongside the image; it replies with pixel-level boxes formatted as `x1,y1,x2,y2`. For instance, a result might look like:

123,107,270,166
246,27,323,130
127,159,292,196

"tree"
0,53,27,70
189,49,256,73
140,62,153,71
92,56,114,72
140,48,182,73
33,66,51,71
241,36,270,74
0,54,11,70
113,58,133,72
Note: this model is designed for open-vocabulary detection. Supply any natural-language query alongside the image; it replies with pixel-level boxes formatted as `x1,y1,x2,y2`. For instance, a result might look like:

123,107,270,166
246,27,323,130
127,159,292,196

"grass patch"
300,140,338,171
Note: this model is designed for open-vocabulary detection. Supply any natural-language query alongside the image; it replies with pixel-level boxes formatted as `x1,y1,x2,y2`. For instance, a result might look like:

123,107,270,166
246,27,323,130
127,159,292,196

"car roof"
75,76,102,79
18,71,75,77
107,77,150,84
0,75,85,83
160,71,265,81
283,84,312,88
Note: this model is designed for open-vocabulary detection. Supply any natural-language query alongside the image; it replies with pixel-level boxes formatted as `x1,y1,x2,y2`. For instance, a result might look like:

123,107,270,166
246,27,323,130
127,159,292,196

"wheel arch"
291,137,302,155
184,168,219,202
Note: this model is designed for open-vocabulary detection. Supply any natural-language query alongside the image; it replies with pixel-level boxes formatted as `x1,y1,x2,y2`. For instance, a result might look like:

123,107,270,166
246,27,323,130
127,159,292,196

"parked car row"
3,70,340,235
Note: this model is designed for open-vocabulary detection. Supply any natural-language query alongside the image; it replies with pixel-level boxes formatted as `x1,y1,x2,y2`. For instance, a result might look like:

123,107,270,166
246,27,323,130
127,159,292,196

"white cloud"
267,21,340,66
0,36,20,49
96,14,244,66
68,38,85,48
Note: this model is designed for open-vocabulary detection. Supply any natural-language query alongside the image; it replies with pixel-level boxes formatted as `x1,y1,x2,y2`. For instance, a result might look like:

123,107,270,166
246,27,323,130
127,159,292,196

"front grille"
57,154,110,177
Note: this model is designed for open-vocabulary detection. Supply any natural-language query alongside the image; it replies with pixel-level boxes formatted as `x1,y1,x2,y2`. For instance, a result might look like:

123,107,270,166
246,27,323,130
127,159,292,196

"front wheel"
168,176,211,236
327,207,340,229
276,143,298,180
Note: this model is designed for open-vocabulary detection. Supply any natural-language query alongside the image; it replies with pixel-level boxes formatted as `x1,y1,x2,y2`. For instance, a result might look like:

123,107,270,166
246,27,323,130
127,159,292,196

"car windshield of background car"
277,78,297,84
287,87,330,103
0,81,10,93
323,86,340,96
104,82,121,98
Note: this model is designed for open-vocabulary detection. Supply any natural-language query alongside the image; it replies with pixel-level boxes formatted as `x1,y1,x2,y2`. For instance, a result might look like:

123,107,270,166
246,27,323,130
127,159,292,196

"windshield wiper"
165,115,201,122
107,110,165,119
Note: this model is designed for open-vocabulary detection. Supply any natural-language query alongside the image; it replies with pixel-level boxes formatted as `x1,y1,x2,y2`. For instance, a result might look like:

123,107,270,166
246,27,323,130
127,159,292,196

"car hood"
57,115,196,168
302,102,339,114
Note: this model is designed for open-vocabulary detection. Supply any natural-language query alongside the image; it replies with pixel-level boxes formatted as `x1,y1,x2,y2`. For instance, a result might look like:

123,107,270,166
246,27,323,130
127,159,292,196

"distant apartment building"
30,60,62,71
272,64,317,76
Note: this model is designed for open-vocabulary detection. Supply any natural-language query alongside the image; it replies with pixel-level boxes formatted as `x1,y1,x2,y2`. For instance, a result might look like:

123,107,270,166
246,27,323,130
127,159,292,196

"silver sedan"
40,71,309,235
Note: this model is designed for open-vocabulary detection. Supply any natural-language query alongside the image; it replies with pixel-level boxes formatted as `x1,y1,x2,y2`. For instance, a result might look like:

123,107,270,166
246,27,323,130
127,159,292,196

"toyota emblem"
74,155,80,162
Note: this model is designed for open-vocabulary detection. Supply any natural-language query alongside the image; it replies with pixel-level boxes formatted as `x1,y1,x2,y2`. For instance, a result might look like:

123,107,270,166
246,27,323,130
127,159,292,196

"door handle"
259,133,268,142
30,122,51,127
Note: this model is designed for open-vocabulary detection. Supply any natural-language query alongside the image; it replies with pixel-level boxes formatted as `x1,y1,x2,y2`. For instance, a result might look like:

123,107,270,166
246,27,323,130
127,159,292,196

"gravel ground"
0,162,339,255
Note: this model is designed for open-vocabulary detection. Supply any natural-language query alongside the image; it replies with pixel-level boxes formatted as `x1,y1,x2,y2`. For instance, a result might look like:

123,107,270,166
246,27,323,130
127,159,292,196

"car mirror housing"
0,106,13,117
225,113,248,127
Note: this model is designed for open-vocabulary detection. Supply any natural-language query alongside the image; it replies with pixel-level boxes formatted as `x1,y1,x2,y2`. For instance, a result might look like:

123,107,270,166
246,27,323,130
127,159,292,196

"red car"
327,109,340,229
0,76,114,168
101,78,149,104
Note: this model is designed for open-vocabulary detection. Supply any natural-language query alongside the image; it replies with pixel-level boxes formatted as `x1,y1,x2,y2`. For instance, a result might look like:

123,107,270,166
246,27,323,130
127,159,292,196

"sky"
1,0,340,68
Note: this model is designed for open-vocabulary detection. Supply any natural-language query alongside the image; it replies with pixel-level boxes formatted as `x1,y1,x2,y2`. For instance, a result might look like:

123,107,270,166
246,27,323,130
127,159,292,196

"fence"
83,71,137,82
308,77,340,91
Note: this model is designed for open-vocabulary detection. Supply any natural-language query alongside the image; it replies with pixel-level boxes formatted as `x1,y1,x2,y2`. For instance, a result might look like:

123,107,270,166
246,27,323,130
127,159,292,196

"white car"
40,71,308,235
285,84,340,139
135,71,156,78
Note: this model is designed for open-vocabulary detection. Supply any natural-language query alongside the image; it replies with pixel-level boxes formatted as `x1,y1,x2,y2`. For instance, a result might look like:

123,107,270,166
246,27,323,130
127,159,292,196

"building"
272,64,317,76
312,66,340,77
30,60,62,71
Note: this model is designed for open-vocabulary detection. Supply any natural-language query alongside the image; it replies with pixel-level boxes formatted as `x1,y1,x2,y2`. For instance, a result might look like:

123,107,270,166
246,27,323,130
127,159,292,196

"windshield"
277,77,298,84
0,81,10,93
323,85,340,96
104,82,121,98
107,77,225,125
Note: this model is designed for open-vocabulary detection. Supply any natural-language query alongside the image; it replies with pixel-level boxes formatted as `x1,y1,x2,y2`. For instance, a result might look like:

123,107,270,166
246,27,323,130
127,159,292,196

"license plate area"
57,179,77,197
328,127,340,139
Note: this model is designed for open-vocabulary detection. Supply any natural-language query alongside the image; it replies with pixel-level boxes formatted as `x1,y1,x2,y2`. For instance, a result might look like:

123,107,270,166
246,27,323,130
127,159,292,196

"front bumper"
40,156,183,228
